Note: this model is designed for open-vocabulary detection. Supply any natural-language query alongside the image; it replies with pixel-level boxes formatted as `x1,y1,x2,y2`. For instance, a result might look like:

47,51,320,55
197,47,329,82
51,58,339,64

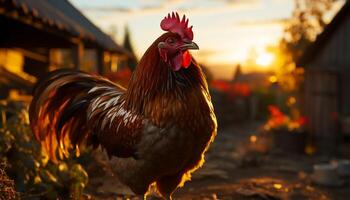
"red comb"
160,12,193,41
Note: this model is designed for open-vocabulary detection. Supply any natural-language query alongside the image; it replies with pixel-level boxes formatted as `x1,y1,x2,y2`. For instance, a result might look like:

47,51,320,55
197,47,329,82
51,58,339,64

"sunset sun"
256,52,274,67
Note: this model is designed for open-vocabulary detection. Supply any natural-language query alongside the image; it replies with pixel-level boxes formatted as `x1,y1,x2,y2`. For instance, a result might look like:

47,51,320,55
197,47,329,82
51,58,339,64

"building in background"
0,0,130,99
298,1,350,153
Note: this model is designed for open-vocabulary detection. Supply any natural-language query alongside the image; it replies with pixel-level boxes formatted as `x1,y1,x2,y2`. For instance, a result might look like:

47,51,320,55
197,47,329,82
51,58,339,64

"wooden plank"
341,74,350,116
14,48,47,62
72,42,84,70
345,15,350,64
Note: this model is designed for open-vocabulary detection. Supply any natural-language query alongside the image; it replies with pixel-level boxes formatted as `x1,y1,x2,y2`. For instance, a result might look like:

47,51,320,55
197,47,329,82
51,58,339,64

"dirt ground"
84,122,350,200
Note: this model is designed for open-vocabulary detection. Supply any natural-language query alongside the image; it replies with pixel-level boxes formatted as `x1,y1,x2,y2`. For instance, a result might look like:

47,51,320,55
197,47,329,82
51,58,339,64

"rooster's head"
158,12,199,71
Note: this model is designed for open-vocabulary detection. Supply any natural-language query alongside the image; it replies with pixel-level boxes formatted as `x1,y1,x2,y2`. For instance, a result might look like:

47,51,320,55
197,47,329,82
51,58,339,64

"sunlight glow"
256,52,274,67
269,75,278,83
273,183,283,190
250,135,257,143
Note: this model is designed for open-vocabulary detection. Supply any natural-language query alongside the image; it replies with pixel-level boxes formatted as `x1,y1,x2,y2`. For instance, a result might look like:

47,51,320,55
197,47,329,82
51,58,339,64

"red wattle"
182,50,192,68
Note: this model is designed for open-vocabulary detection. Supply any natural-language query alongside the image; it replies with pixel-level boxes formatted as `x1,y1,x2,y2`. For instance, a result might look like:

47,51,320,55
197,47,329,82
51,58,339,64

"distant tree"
232,64,242,82
266,0,341,121
280,0,339,62
122,26,138,71
273,0,340,91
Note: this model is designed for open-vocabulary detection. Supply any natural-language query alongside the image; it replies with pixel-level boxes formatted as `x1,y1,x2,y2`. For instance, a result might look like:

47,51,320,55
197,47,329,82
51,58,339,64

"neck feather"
124,33,208,117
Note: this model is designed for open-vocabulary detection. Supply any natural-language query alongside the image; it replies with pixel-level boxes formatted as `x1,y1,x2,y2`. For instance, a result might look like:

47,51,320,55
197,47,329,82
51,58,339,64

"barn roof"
297,1,350,67
0,0,126,53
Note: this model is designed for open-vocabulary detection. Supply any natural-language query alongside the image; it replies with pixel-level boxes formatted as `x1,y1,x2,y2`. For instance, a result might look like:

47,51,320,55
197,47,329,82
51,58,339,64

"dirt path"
85,122,350,200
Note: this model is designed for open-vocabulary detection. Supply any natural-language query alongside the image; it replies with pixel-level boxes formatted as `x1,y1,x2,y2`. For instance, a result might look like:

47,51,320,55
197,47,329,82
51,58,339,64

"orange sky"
70,0,344,80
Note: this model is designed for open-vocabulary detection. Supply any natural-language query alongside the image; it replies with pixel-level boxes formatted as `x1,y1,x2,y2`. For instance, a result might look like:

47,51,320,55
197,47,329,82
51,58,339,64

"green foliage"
0,101,88,199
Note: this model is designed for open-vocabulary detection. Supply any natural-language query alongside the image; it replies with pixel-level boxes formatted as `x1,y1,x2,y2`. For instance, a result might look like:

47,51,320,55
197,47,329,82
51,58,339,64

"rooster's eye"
166,37,176,45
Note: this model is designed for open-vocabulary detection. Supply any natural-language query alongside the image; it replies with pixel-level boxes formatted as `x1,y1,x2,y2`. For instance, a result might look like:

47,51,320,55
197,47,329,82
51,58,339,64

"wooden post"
48,49,59,71
97,49,104,74
72,42,84,70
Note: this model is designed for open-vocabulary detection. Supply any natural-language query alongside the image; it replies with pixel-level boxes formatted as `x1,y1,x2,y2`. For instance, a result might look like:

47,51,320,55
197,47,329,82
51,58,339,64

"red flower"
296,116,308,126
211,81,251,98
268,105,284,118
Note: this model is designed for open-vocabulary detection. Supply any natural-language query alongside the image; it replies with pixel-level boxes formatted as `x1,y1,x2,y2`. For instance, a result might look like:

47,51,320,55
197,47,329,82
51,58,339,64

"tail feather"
29,69,73,126
57,99,90,146
57,100,88,133
29,69,125,162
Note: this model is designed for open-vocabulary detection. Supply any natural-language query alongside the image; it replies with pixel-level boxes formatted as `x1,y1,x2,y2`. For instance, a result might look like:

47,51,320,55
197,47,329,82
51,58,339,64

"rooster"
29,12,217,199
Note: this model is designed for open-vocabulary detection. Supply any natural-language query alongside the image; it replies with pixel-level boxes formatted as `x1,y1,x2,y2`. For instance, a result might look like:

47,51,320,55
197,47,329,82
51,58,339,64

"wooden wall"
305,12,350,153
308,14,350,71
305,70,339,153
340,73,350,116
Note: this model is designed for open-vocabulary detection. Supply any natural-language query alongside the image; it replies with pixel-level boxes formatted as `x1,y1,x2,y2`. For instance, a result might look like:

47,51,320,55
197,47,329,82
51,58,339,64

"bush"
0,162,17,200
0,101,89,199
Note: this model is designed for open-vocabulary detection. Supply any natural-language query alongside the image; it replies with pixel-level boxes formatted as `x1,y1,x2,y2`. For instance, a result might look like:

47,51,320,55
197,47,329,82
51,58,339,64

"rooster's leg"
156,173,183,200
164,196,172,200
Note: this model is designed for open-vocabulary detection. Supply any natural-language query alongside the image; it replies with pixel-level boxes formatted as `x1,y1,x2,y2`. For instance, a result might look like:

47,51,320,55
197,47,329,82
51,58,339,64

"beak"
180,42,199,50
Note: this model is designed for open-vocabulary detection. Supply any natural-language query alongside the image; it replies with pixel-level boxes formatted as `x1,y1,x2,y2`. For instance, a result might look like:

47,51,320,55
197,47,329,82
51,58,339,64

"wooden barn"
298,1,350,153
0,0,129,99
